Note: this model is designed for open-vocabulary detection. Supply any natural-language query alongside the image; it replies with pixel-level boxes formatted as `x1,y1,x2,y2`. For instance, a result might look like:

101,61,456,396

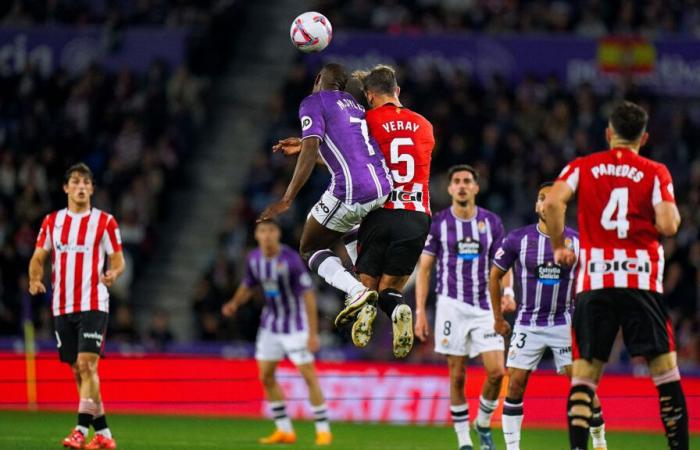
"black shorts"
356,208,430,277
53,311,109,363
572,288,675,362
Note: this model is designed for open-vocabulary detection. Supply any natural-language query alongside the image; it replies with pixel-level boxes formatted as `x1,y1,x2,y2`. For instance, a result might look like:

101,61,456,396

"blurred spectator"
147,309,175,351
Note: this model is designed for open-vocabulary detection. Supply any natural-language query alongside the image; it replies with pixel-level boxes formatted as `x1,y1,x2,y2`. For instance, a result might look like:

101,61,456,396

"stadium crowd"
198,59,700,367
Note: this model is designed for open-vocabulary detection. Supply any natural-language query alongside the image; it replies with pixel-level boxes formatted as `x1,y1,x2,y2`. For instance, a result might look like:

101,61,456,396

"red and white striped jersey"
365,104,434,214
35,208,123,316
557,147,676,294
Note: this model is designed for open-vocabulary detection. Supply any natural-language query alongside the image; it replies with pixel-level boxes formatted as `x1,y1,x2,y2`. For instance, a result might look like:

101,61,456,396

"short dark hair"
322,63,348,91
539,181,554,189
448,164,479,184
64,162,93,184
362,65,397,95
609,101,648,141
255,218,280,229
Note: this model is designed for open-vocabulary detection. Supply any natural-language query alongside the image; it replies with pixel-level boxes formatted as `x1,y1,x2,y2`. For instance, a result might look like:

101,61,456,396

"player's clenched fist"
494,318,512,338
553,247,576,267
221,301,239,318
29,280,46,295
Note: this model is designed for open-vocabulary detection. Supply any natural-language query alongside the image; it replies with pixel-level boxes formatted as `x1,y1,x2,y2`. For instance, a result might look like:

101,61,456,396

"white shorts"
507,324,572,374
310,190,388,233
255,328,314,366
434,296,505,358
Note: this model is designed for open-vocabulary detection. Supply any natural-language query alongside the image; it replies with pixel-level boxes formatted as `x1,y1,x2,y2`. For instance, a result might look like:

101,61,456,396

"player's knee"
448,367,466,389
487,365,506,385
76,359,96,379
507,378,526,399
259,370,277,388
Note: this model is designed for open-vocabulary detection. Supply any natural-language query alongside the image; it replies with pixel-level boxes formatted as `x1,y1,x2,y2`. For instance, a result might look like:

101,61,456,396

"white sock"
502,399,524,450
476,395,499,428
312,403,331,433
343,232,358,265
590,423,607,447
96,427,112,439
269,401,293,433
75,425,88,436
316,254,365,297
450,403,472,447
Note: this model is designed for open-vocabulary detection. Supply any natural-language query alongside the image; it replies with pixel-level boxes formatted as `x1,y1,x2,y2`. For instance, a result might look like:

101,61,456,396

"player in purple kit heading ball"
259,63,393,326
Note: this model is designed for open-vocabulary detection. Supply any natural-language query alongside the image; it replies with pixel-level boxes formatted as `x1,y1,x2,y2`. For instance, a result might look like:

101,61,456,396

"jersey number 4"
600,187,630,239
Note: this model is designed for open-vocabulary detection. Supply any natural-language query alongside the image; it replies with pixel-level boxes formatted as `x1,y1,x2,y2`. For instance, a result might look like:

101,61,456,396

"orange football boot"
315,431,332,445
259,429,296,444
85,434,117,449
62,429,86,449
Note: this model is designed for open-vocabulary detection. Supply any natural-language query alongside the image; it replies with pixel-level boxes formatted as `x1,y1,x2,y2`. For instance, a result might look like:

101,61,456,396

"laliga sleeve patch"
301,116,313,131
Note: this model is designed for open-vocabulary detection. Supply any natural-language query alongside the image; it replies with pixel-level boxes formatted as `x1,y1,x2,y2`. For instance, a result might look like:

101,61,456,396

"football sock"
77,398,97,436
502,397,524,450
379,289,403,318
269,401,293,433
655,377,688,450
476,395,499,428
567,384,594,450
342,228,359,265
312,403,331,433
309,250,364,297
450,403,472,447
92,415,112,438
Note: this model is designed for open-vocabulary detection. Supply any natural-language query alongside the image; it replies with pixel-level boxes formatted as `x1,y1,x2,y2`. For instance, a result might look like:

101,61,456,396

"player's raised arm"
543,180,575,266
28,247,49,295
414,253,435,341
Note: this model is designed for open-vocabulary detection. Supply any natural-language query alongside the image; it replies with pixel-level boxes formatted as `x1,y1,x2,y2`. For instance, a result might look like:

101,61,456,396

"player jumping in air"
29,163,124,449
415,165,514,450
222,220,331,446
489,182,607,450
259,63,393,328
544,101,688,450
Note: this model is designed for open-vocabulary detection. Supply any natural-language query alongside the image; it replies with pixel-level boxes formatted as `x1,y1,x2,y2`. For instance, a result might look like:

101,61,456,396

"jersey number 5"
601,187,630,239
390,137,415,183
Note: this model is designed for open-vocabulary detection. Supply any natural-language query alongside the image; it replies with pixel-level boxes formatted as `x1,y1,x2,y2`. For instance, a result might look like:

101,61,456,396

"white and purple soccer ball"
290,12,333,53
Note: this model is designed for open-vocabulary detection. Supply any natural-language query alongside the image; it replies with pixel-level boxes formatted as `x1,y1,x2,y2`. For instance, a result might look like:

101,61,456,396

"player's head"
356,65,400,108
536,181,554,221
313,63,348,93
254,219,281,250
447,164,480,207
606,101,649,150
63,162,94,207
345,74,369,108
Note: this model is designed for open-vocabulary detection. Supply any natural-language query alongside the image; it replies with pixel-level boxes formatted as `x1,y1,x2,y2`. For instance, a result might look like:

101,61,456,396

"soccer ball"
290,12,333,53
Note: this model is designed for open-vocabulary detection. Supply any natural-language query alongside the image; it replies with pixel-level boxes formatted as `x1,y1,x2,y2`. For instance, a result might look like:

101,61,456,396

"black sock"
590,404,604,428
378,288,403,318
503,396,524,416
78,413,93,431
657,380,689,450
92,415,108,432
567,385,594,450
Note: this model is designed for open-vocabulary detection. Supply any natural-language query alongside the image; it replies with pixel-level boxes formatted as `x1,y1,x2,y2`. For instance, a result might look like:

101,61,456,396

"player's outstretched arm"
414,253,435,342
654,201,681,237
543,181,576,266
272,137,301,155
489,266,512,338
28,248,49,295
221,284,253,318
101,251,125,288
303,290,320,353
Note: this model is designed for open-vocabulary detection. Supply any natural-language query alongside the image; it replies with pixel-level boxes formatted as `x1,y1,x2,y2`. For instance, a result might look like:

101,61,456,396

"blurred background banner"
0,27,187,76
306,33,700,96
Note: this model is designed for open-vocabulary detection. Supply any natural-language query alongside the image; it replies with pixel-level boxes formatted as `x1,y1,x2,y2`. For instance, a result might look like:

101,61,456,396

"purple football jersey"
243,245,313,334
493,224,579,327
299,90,393,204
423,207,505,310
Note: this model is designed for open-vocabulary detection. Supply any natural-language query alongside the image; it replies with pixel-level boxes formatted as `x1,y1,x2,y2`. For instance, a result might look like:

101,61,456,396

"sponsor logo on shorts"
456,237,481,261
82,332,103,347
588,259,651,274
537,262,562,286
483,332,498,340
301,116,313,131
558,346,572,355
508,349,517,359
315,200,330,214
441,338,449,348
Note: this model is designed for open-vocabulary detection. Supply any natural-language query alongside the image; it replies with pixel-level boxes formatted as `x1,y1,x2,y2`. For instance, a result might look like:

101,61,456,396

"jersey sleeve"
102,216,123,255
35,214,53,251
299,95,325,141
492,232,518,272
422,218,441,256
489,216,505,261
290,255,314,297
242,257,259,288
652,163,676,206
556,158,582,193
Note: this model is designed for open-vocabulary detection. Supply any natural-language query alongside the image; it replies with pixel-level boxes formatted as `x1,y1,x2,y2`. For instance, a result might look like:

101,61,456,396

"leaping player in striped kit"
28,163,124,449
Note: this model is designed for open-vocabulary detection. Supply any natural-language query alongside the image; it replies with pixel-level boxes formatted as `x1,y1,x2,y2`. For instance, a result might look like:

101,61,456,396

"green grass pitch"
0,411,697,449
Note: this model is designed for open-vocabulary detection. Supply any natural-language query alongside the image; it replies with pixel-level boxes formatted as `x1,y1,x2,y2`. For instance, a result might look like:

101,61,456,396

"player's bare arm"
222,283,253,318
543,181,576,266
500,269,516,314
101,251,125,288
272,137,301,155
28,247,49,295
654,201,681,237
414,253,435,342
489,266,512,338
303,290,320,353
260,137,320,222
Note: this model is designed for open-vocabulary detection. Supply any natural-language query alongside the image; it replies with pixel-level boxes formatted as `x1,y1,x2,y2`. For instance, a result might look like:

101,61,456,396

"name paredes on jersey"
381,120,420,133
591,163,645,182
